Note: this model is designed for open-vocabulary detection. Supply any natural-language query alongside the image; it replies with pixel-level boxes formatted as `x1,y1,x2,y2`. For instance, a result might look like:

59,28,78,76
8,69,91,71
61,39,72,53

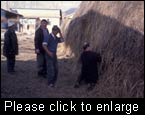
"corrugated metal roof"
1,8,23,17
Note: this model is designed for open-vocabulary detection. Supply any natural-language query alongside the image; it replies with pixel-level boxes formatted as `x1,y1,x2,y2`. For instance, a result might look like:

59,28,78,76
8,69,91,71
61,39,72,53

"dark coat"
79,51,101,83
34,27,49,53
3,29,18,57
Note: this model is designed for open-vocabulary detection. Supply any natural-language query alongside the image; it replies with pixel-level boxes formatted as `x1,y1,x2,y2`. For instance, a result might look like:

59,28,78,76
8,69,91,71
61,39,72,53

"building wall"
9,8,62,33
19,17,60,34
1,9,7,29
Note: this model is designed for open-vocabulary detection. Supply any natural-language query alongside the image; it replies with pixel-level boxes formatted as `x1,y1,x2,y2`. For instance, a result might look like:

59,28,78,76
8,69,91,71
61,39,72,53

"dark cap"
83,42,90,50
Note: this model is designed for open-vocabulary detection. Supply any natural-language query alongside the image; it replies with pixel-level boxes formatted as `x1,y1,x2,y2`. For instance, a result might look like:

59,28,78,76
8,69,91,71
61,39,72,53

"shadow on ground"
1,58,97,98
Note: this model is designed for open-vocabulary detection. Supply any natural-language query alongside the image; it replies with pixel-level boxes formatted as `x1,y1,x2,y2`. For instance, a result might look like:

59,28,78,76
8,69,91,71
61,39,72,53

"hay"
61,1,144,98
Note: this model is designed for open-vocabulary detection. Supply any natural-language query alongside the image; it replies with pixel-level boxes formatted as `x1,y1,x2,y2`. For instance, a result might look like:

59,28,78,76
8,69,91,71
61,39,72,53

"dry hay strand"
62,1,144,98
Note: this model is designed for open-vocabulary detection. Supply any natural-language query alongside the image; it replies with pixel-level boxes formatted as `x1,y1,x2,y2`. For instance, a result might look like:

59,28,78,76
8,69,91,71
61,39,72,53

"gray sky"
1,1,81,12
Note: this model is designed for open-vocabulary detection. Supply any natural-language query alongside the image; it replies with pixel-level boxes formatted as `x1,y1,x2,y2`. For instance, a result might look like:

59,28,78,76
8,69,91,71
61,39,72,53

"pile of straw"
62,1,144,98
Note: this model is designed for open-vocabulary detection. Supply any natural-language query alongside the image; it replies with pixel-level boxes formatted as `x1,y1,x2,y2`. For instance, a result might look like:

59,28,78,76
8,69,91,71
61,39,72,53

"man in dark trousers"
42,25,64,87
34,19,49,78
74,42,101,91
3,21,18,74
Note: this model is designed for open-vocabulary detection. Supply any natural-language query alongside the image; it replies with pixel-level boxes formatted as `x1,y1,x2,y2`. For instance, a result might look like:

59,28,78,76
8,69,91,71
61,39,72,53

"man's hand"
42,44,53,57
48,51,53,57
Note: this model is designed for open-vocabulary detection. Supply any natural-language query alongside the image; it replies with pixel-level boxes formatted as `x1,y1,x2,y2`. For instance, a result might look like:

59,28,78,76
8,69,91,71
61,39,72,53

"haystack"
62,1,144,98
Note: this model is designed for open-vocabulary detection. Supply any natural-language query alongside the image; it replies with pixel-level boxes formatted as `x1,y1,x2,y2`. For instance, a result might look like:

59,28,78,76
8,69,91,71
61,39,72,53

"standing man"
34,19,49,78
3,21,18,74
43,25,64,87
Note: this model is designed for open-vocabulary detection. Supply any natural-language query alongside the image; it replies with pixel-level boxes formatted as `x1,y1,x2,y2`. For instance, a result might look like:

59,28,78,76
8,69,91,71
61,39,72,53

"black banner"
0,98,145,115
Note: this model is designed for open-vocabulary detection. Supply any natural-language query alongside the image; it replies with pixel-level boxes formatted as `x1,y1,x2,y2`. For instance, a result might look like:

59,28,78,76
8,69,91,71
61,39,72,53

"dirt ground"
1,32,100,98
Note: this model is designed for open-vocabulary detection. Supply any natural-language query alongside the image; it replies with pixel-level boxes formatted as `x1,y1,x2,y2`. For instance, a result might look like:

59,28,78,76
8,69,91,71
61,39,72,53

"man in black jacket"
3,21,18,73
74,42,101,91
34,19,49,78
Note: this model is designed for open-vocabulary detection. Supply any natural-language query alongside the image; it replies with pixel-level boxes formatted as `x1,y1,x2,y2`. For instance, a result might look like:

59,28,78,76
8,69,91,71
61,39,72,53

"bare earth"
1,33,98,98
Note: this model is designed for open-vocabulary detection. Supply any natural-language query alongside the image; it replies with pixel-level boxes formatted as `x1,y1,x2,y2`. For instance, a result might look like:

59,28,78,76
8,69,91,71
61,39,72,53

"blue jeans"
46,54,58,85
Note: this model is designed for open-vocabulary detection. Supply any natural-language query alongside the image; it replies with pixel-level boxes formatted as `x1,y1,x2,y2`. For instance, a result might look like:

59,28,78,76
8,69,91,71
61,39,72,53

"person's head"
52,25,60,36
40,19,48,28
83,42,90,51
8,21,16,29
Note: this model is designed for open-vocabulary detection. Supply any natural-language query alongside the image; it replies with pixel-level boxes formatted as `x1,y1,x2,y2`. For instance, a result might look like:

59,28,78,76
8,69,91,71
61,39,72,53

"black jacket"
80,51,101,83
34,27,49,53
3,29,18,57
